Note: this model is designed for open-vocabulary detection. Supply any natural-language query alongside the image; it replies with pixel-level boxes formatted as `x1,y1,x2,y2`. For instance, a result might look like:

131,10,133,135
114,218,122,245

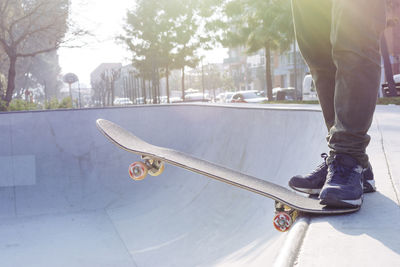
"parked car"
184,93,210,102
302,74,318,100
216,93,224,102
160,96,168,103
224,92,235,103
381,74,400,97
216,92,235,103
170,97,182,103
113,97,133,105
231,90,268,103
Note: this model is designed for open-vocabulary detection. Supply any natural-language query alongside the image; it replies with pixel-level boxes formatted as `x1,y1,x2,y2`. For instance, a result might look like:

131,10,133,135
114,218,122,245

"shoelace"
329,158,353,184
309,153,328,175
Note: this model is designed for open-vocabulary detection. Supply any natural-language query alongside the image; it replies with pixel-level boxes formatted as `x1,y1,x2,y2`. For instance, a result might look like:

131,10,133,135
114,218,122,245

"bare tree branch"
17,45,58,58
0,0,76,107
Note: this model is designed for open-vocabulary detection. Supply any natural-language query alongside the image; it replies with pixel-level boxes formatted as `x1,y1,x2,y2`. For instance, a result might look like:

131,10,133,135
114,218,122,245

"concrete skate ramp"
0,105,327,267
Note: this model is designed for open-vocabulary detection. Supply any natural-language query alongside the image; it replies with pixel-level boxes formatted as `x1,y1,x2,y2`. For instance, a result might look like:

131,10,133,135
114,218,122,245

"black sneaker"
289,154,376,195
319,154,363,208
363,162,376,193
289,153,328,195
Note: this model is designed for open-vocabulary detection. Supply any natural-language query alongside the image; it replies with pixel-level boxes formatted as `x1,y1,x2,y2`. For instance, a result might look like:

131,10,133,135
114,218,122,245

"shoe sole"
320,195,363,208
290,179,376,195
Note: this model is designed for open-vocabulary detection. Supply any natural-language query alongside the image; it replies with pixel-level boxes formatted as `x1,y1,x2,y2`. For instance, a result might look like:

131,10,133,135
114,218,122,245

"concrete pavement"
295,105,400,266
0,104,398,266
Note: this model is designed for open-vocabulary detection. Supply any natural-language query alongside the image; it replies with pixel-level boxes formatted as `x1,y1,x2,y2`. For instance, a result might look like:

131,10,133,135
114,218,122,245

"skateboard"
96,119,360,232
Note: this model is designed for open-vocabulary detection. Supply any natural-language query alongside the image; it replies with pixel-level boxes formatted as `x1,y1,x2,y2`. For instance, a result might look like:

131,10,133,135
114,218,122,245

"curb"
273,216,310,267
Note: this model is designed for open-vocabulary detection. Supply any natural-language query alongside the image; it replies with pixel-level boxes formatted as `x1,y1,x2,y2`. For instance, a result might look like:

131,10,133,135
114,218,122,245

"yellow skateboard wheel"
148,161,165,176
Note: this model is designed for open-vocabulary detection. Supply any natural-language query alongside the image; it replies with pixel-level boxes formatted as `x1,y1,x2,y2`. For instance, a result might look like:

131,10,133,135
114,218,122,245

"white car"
231,90,268,103
113,98,133,105
302,75,318,100
224,92,235,103
184,93,210,102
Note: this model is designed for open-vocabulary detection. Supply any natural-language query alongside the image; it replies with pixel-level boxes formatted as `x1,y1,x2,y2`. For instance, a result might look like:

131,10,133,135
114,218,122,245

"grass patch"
377,97,400,105
263,97,400,105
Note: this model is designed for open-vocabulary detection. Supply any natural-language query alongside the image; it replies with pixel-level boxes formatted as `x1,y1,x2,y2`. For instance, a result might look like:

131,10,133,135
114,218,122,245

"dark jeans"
292,0,387,168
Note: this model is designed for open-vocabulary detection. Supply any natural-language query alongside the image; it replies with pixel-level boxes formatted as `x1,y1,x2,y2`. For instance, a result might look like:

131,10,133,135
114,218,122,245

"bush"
44,97,73,109
268,97,400,105
0,99,8,111
58,97,72,109
0,96,74,112
45,98,61,110
377,97,400,105
7,99,39,111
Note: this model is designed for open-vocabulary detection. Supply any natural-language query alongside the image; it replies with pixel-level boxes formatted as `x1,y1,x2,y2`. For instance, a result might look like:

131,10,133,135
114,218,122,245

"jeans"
292,0,387,167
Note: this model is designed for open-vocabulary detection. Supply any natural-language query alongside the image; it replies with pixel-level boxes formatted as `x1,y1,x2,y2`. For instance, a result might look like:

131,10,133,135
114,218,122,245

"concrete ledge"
273,216,310,267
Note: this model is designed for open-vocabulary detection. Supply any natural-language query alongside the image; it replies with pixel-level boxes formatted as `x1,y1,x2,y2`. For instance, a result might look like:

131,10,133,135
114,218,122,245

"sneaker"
319,154,363,208
363,162,376,193
289,153,328,195
289,154,376,195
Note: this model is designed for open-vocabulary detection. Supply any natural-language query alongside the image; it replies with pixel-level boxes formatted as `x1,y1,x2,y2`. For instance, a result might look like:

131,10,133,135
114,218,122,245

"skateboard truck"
128,158,298,232
128,156,165,180
273,201,299,232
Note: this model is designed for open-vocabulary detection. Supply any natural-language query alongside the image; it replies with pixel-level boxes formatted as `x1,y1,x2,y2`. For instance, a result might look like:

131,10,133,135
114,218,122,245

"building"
272,43,308,94
223,47,249,91
223,44,309,98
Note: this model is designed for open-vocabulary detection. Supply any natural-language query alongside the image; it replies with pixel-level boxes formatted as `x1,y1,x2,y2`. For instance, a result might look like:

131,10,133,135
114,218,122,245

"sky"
58,0,228,85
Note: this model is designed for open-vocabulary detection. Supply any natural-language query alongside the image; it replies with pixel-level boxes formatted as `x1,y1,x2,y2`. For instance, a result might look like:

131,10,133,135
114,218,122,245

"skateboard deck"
96,119,359,232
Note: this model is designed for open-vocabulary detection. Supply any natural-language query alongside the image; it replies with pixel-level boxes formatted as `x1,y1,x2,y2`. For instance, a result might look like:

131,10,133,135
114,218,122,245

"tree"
171,12,201,101
13,51,63,102
109,69,121,106
0,72,5,98
31,51,63,102
121,0,210,102
168,0,205,100
122,0,162,104
0,0,69,108
207,0,294,100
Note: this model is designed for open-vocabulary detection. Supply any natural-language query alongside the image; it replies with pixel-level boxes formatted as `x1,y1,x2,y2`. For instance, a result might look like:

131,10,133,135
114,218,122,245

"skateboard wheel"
148,161,165,176
149,162,165,176
128,162,148,181
273,212,293,232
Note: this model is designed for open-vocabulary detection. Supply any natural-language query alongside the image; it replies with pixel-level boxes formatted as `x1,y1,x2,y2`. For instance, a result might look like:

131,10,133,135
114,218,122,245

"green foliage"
121,0,212,100
58,97,73,109
119,0,296,100
45,98,62,109
266,97,400,106
206,0,294,99
206,0,293,51
377,97,400,105
0,0,69,106
45,97,73,109
269,100,320,105
6,99,39,111
0,99,8,111
0,73,6,96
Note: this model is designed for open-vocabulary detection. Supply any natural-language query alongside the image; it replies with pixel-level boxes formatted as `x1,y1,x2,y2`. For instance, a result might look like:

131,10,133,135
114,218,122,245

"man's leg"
319,0,386,207
291,0,336,130
328,0,387,168
288,0,335,195
289,0,377,196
